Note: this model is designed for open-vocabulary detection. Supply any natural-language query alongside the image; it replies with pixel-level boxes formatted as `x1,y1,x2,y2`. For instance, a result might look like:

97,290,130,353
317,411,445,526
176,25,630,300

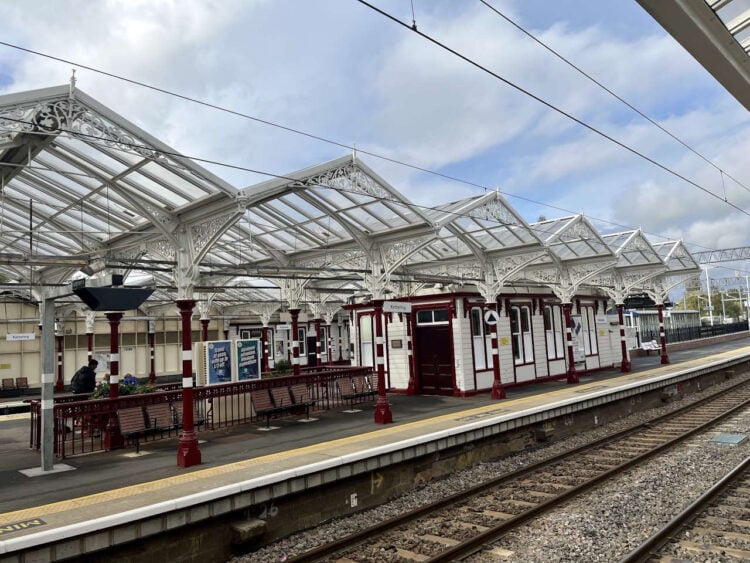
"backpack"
71,368,84,392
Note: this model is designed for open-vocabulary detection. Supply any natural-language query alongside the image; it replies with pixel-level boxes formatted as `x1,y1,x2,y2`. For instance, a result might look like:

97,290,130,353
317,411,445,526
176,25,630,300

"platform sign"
236,339,262,381
6,333,35,341
206,340,232,385
92,352,110,373
570,315,585,364
383,301,412,314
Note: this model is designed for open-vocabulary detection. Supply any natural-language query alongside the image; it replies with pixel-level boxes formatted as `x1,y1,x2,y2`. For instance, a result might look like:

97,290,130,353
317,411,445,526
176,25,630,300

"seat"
2,378,15,391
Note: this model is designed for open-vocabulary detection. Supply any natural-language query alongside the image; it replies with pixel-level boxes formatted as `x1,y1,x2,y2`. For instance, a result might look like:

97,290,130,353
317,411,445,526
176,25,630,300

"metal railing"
29,365,373,459
640,320,749,346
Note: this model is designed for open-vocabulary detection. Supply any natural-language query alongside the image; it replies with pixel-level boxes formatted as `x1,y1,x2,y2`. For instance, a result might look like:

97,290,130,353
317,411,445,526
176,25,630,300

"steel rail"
427,393,750,562
288,371,750,563
620,455,750,563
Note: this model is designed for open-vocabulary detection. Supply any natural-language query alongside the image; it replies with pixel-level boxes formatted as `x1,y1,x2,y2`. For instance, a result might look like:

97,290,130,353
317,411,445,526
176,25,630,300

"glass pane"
543,307,551,331
471,308,482,336
524,332,534,363
416,310,433,324
359,315,372,341
433,309,449,323
513,334,521,361
521,307,530,333
298,329,306,354
510,307,519,335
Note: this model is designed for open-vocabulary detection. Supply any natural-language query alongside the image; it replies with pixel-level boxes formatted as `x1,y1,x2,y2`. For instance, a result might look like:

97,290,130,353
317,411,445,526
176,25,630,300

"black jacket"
72,366,96,394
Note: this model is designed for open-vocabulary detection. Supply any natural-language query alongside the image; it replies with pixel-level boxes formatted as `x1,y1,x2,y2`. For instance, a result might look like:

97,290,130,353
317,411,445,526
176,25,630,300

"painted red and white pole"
200,318,209,342
489,303,506,400
290,309,301,376
55,328,64,393
85,313,95,363
373,299,393,424
406,313,416,395
315,318,322,367
104,312,124,450
176,299,201,467
617,303,631,372
327,323,333,367
657,303,669,365
148,319,156,384
563,303,579,384
262,326,270,374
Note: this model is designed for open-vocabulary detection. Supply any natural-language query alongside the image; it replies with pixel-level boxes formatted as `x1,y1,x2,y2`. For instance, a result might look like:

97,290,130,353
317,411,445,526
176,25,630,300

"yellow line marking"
2,344,748,525
0,413,28,422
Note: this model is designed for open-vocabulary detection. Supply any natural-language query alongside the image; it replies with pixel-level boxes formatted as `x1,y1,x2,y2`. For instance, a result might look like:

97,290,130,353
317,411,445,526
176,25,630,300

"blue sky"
1,0,749,269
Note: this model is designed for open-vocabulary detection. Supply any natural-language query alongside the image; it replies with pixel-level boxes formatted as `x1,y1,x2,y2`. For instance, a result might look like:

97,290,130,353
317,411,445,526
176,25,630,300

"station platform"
1,337,749,560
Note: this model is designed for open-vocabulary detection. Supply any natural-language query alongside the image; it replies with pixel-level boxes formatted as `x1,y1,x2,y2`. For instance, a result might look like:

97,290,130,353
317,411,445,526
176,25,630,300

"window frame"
510,304,534,366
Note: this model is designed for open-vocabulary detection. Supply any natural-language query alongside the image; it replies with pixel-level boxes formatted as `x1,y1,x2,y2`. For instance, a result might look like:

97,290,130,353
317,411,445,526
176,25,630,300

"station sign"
6,333,35,341
235,339,262,381
484,309,500,326
383,301,412,313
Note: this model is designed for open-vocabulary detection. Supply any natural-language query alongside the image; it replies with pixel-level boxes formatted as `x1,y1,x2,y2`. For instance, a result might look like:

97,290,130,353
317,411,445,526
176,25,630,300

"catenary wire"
353,0,750,218
477,0,750,195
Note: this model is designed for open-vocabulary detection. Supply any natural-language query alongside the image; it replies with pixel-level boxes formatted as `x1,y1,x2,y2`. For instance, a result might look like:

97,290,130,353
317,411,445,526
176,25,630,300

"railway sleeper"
690,526,750,544
677,540,750,560
700,515,750,530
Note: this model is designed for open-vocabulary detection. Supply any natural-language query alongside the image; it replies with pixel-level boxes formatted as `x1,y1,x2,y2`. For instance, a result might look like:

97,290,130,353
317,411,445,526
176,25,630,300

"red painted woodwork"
657,304,669,365
176,299,201,467
104,312,123,450
290,309,301,376
372,300,393,423
562,303,579,384
617,304,631,372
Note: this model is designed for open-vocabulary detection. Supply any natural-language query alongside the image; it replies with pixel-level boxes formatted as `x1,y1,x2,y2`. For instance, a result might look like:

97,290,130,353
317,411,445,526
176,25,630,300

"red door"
415,326,453,395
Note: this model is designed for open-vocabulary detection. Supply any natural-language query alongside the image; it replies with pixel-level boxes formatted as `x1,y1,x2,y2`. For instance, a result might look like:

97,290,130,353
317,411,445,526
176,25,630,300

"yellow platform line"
2,344,748,524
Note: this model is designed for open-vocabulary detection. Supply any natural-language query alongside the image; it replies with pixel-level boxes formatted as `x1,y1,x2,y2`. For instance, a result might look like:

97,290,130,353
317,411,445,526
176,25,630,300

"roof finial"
69,69,77,98
352,142,357,164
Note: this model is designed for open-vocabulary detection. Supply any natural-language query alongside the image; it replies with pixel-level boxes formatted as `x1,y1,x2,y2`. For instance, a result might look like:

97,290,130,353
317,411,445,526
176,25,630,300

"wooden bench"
15,377,29,390
117,407,148,453
145,403,177,432
173,401,206,429
2,378,15,391
251,389,296,428
290,383,315,420
640,340,661,355
352,375,376,401
336,377,375,411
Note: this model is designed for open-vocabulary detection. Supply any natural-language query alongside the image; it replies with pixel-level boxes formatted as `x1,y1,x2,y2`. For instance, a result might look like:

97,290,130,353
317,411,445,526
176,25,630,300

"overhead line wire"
352,0,750,218
477,0,750,195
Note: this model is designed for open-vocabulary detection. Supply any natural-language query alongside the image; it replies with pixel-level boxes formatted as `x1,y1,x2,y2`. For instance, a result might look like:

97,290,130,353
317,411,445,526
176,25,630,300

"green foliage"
676,291,745,320
273,359,292,375
89,381,158,399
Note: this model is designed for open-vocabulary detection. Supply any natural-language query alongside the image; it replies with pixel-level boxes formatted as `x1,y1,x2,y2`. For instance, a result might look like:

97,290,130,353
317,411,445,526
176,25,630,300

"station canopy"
0,84,701,319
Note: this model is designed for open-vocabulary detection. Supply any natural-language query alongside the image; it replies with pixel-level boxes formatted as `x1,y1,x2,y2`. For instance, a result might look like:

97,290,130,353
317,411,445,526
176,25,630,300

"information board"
570,315,586,364
236,339,262,381
206,340,232,384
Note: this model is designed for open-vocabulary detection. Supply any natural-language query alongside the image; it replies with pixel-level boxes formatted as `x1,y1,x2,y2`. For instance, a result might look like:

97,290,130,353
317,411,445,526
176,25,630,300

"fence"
29,365,373,459
639,320,749,346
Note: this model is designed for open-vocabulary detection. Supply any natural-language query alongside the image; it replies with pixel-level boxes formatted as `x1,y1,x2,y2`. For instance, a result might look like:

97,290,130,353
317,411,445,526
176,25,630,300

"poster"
206,340,232,384
236,339,262,381
570,315,586,364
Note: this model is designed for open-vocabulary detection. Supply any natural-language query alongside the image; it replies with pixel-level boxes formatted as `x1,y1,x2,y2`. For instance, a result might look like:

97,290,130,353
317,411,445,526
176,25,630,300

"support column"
290,309,301,376
262,326,270,374
617,304,631,373
372,300,393,424
489,303,506,400
40,297,55,471
314,318,321,367
104,312,123,450
405,312,416,395
55,328,64,393
200,318,209,342
657,303,669,365
223,318,230,340
563,303,579,384
85,311,95,363
148,319,156,384
176,299,201,467
327,323,333,367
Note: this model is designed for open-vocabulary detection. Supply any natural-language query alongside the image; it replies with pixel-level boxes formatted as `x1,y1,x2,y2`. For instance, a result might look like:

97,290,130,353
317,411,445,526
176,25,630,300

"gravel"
230,374,750,563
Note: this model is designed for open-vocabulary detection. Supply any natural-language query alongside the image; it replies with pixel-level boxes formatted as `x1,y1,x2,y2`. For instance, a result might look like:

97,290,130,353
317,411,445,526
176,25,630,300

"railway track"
622,455,750,562
287,376,750,562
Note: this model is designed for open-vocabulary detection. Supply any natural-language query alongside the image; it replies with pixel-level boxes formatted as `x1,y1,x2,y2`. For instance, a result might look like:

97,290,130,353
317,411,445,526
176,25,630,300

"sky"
1,0,750,281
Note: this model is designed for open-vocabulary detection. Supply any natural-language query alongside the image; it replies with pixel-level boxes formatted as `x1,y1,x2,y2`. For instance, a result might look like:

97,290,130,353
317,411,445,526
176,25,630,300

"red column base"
660,355,670,365
566,370,579,384
373,397,393,424
620,360,631,373
104,421,124,450
491,382,506,400
176,431,202,467
54,381,64,393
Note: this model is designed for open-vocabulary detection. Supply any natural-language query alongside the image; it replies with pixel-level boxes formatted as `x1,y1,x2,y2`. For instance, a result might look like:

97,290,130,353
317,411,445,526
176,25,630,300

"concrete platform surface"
0,337,748,555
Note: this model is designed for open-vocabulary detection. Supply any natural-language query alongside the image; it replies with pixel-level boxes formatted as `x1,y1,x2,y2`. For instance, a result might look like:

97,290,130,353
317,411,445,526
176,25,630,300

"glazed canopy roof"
0,85,701,316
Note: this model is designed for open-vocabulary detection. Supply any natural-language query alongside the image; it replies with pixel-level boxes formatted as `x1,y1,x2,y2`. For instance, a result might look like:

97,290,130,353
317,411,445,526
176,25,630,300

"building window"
298,328,306,355
320,326,327,355
510,305,533,365
580,306,598,355
470,307,492,369
359,314,374,367
543,305,565,360
416,308,449,325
